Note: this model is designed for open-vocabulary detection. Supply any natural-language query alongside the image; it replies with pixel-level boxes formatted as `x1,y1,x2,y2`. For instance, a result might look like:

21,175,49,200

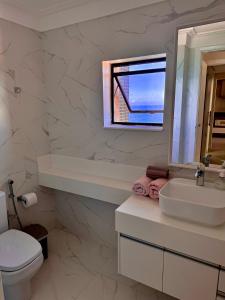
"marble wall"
40,2,225,298
43,0,225,167
48,191,174,300
0,2,224,229
0,2,223,298
0,19,56,230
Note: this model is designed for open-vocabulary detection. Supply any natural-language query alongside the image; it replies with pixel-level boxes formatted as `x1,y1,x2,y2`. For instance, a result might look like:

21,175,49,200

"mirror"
171,21,225,168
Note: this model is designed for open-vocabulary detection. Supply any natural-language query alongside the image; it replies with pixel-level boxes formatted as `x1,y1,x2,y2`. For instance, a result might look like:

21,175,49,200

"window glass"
112,58,166,126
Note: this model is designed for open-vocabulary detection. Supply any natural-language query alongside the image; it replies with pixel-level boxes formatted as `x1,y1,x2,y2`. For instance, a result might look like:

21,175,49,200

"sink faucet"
195,164,205,186
202,154,212,167
195,156,211,186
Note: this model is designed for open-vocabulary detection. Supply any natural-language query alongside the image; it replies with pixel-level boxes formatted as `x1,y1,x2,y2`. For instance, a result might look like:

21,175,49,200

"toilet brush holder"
22,224,48,260
17,195,48,259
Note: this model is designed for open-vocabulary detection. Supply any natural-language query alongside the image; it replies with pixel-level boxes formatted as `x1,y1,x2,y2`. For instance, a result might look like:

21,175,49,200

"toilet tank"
0,191,8,233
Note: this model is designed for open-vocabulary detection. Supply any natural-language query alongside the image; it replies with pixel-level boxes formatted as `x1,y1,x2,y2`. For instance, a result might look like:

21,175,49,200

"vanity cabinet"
118,235,219,300
163,252,218,300
116,195,225,300
119,236,163,291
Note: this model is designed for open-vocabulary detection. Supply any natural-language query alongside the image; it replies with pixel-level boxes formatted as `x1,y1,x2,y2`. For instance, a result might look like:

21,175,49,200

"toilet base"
2,254,43,300
4,280,31,300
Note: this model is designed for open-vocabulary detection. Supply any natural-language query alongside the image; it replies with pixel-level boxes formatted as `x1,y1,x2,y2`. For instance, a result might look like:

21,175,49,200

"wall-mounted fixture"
14,87,22,95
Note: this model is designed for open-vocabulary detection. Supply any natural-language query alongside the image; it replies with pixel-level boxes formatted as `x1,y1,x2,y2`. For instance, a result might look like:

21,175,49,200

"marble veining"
32,3,225,297
43,0,225,168
31,201,176,300
0,19,56,230
0,1,224,298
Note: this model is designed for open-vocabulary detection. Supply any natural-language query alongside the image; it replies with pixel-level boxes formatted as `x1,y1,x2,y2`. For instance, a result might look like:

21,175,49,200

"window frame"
102,53,167,131
111,57,166,126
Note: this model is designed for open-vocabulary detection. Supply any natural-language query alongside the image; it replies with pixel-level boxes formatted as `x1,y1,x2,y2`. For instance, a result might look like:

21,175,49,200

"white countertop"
116,195,225,266
38,154,145,205
39,167,132,205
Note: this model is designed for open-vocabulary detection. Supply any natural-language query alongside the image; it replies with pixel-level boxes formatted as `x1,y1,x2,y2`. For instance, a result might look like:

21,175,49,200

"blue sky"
117,60,166,110
128,72,165,109
115,60,166,124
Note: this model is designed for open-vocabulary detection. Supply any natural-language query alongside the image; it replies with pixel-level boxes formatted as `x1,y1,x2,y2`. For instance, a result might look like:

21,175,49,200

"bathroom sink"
159,178,225,226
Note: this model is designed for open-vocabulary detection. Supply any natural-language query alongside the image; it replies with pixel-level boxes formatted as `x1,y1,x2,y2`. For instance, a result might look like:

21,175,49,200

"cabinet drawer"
119,236,163,291
219,270,225,293
163,252,218,300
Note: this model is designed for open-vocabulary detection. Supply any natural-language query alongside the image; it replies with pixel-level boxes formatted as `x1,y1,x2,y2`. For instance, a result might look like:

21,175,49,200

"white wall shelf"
37,155,145,205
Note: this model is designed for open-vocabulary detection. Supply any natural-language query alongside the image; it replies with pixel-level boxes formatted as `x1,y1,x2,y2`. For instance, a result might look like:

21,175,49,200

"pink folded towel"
149,178,168,199
132,176,152,196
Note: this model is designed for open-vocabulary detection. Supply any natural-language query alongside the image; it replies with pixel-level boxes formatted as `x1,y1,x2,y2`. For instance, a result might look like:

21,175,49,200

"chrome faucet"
195,164,205,186
202,154,212,167
195,155,212,186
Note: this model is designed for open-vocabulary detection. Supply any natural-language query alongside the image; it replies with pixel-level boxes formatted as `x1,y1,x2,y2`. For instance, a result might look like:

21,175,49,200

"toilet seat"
0,229,42,272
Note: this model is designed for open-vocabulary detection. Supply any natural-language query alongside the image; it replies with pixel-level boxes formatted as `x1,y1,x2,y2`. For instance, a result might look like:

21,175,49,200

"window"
103,54,166,130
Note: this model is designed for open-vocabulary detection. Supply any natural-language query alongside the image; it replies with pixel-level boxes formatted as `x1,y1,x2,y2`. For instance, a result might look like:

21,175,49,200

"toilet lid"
0,229,42,272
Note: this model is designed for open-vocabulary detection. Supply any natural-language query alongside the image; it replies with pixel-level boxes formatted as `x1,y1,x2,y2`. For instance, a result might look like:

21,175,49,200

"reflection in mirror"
201,61,225,165
171,21,225,167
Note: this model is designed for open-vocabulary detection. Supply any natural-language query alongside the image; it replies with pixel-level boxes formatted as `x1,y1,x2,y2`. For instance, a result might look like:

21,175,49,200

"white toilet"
0,191,43,300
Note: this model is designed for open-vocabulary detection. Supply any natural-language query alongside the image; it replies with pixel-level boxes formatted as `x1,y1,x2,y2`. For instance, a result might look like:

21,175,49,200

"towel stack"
132,166,169,200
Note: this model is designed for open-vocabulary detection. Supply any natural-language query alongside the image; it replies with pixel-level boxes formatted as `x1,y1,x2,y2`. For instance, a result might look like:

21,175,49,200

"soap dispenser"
214,164,225,190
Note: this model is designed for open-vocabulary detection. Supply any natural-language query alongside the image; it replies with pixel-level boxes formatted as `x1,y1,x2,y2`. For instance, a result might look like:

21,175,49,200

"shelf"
213,128,225,134
37,155,145,205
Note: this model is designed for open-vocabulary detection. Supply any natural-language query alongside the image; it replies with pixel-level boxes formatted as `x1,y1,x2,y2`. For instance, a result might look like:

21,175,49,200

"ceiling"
0,0,165,32
0,0,95,16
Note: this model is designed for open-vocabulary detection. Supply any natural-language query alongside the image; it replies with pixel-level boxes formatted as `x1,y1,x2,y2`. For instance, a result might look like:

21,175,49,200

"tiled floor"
31,227,175,300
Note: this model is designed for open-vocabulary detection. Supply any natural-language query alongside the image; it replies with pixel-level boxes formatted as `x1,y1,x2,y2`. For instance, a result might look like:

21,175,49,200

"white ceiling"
0,0,96,16
0,0,165,32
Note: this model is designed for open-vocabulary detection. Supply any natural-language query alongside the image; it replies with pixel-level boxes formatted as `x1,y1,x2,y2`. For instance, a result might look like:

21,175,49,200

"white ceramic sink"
159,178,225,226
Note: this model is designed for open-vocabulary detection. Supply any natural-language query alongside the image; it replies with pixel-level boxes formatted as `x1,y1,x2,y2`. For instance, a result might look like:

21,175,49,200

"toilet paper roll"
21,193,38,208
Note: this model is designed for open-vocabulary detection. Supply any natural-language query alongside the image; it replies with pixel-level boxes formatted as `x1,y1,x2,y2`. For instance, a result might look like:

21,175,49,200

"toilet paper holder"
17,193,38,208
17,195,26,204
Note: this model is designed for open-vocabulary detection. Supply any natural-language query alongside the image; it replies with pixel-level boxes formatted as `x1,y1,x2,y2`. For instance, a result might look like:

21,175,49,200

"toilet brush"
8,179,23,230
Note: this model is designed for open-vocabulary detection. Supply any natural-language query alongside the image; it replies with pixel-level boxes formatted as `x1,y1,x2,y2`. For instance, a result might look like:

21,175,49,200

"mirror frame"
169,18,225,172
